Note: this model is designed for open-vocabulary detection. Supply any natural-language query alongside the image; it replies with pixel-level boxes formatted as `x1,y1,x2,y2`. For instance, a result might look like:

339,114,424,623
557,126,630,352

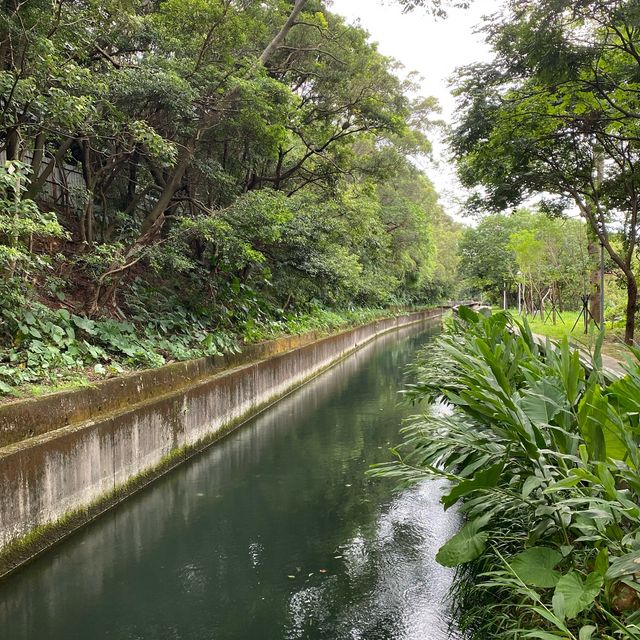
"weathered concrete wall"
0,331,335,448
0,309,441,573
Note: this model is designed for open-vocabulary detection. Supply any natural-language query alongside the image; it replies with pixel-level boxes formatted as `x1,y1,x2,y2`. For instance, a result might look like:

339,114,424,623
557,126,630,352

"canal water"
0,322,461,640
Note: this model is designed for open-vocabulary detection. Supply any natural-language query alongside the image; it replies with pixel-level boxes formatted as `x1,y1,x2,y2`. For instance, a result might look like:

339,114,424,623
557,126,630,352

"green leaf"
442,460,504,509
435,513,491,567
28,326,42,338
510,547,563,588
552,590,565,622
606,551,640,580
579,625,596,640
522,475,544,498
72,315,97,335
594,548,609,577
577,385,627,461
553,571,602,619
519,377,565,424
457,305,480,323
529,605,569,632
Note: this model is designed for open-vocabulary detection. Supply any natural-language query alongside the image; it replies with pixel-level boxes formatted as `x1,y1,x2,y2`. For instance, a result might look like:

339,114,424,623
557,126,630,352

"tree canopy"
0,0,458,392
450,0,640,342
458,209,591,311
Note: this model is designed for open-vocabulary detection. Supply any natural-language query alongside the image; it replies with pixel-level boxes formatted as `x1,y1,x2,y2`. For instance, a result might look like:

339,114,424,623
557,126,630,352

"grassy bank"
377,308,640,639
0,305,426,401
512,310,629,361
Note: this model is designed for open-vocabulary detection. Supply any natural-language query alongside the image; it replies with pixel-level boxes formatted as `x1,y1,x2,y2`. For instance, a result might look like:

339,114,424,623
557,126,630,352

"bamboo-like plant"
375,308,640,638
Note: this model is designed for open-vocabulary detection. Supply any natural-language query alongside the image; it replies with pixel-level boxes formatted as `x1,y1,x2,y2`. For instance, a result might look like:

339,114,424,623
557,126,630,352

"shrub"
376,308,640,639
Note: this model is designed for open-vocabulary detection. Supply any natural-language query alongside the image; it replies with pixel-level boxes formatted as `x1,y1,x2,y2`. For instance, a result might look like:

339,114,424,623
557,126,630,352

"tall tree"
450,0,640,343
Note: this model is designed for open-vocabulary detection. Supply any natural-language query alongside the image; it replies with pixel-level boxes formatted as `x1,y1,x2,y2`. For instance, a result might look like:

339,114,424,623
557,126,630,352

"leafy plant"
0,161,65,279
375,308,640,638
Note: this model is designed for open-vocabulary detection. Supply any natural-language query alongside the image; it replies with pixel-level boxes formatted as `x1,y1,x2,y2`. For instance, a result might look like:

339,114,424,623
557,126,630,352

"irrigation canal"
0,321,460,640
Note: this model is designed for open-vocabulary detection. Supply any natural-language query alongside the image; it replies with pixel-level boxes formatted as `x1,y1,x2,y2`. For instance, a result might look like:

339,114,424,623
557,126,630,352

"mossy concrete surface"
0,332,328,448
0,309,441,578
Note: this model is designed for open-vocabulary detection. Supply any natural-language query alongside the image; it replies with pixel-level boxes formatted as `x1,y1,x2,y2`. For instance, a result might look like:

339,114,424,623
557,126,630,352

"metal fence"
1,148,85,208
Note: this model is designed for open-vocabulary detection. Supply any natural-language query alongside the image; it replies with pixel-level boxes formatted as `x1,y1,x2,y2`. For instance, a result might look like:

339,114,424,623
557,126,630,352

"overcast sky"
330,0,503,218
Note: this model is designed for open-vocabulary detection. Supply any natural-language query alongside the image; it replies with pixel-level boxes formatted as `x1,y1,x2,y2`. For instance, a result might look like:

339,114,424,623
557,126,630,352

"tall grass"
375,308,640,639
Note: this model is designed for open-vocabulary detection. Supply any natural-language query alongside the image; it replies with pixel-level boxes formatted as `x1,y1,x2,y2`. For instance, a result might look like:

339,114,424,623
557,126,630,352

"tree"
508,215,590,319
458,211,590,313
458,213,524,304
450,0,640,343
393,0,471,16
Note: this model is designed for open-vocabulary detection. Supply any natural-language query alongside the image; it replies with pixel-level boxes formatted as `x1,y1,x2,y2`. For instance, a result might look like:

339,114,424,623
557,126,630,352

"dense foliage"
451,0,640,343
0,0,459,395
378,308,640,638
458,210,591,311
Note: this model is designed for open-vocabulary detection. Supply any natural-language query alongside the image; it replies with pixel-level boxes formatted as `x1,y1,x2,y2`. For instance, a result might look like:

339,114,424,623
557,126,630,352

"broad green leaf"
577,386,627,461
522,475,544,498
475,339,512,396
579,625,596,640
510,547,563,588
441,461,504,509
73,315,97,335
435,513,491,567
553,571,602,619
519,377,565,424
545,476,581,491
457,305,480,324
552,590,565,622
559,337,584,406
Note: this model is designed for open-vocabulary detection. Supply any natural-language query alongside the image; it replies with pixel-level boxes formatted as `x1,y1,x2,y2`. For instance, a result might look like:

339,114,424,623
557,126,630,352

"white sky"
330,0,503,219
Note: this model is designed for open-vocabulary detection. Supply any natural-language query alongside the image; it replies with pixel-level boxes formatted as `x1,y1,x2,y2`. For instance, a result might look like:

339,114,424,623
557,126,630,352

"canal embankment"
0,308,442,578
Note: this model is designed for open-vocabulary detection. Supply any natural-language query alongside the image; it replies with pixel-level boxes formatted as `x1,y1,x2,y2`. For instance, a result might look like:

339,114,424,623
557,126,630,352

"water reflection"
0,320,459,640
284,480,460,640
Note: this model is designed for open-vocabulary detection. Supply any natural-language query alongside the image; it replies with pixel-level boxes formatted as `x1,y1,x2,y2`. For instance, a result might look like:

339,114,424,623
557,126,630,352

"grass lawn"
511,309,630,362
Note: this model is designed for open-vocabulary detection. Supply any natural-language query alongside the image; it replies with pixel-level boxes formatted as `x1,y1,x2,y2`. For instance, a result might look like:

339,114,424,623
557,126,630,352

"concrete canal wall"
0,309,442,576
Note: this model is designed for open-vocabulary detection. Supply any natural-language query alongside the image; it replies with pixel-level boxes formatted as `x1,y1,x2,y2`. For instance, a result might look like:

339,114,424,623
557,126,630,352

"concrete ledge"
0,309,441,578
0,331,331,448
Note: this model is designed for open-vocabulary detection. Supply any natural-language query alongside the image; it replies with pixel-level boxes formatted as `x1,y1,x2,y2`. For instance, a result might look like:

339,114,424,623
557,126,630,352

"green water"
0,323,460,640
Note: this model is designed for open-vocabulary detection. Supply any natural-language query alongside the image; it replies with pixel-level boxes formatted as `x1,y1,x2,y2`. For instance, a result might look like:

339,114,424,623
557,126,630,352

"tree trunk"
5,127,21,160
30,132,45,179
587,150,605,326
258,0,307,65
587,224,601,326
624,272,637,345
25,137,73,199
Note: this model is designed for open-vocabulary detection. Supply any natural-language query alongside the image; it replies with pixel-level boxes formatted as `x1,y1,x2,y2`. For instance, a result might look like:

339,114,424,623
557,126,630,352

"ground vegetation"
0,0,457,395
378,308,640,639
